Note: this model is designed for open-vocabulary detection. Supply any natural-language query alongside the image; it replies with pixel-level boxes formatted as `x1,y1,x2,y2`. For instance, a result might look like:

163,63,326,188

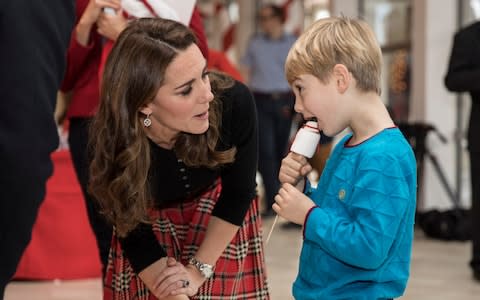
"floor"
5,217,480,300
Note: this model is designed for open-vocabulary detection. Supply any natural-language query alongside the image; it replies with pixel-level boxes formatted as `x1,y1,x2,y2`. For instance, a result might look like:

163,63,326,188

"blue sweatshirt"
294,128,417,300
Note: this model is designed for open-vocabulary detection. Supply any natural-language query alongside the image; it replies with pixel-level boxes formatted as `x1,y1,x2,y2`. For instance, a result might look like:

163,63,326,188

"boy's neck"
347,93,394,146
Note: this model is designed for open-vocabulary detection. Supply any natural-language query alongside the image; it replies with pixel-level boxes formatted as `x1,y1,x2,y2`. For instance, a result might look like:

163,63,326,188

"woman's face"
141,44,214,144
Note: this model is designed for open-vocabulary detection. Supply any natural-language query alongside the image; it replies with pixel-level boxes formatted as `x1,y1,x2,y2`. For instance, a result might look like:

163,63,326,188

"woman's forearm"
193,216,240,265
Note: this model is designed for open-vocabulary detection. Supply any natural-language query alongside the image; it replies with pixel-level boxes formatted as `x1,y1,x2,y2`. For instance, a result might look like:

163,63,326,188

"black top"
120,80,258,273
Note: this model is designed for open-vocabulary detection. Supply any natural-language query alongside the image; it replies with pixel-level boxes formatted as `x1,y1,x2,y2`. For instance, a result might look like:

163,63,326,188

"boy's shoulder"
361,129,416,171
336,128,415,165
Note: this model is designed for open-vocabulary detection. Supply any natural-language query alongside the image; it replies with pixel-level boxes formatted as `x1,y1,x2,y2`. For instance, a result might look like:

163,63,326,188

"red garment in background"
14,150,102,279
208,49,244,82
59,0,102,118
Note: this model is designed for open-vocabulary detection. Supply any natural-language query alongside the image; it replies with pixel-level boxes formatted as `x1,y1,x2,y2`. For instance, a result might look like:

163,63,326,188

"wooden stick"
265,214,279,244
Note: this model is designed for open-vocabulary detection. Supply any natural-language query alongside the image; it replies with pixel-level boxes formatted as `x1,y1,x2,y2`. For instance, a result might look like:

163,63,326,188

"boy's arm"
303,156,415,269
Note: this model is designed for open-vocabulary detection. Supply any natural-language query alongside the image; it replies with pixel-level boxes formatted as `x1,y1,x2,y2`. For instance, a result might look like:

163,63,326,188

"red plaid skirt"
104,180,270,299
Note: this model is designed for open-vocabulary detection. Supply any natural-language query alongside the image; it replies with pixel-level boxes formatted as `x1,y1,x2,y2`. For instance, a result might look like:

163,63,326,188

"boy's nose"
294,99,303,114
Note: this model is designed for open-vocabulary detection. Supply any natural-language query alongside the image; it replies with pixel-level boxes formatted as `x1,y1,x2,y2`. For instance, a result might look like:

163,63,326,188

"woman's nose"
200,80,214,103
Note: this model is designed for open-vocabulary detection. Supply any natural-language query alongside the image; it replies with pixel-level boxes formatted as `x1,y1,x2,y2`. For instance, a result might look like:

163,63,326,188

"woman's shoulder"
218,78,255,113
215,76,256,146
221,79,252,98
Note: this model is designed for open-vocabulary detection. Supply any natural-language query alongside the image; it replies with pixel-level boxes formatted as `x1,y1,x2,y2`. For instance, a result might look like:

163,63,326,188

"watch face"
200,265,214,278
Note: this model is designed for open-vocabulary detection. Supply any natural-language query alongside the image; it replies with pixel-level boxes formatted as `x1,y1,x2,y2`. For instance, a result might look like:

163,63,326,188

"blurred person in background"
0,1,74,298
444,0,480,281
240,3,297,218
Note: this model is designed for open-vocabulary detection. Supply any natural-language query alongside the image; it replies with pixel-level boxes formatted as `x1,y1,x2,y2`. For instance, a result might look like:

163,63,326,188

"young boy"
273,17,417,299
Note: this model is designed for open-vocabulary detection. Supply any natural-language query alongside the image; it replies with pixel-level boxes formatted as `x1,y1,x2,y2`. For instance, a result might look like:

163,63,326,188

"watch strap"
188,257,214,279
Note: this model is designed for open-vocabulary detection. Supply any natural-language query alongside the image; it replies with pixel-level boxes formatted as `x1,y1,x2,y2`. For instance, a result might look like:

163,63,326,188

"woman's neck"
147,131,177,149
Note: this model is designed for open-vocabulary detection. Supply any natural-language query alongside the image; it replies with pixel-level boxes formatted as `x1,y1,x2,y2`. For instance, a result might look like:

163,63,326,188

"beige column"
330,0,359,17
234,0,257,63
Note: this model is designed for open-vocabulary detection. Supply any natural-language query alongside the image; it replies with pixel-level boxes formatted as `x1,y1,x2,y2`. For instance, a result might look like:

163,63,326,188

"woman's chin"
189,121,209,135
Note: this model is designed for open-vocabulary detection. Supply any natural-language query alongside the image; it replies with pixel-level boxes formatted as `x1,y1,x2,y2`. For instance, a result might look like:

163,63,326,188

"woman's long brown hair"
88,18,236,237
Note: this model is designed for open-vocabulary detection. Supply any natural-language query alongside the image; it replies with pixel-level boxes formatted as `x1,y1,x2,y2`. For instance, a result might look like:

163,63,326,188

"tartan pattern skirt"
103,180,270,299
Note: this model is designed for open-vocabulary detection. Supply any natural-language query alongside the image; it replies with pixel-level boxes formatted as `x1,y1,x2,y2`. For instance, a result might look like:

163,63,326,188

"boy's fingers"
290,152,304,161
300,164,313,176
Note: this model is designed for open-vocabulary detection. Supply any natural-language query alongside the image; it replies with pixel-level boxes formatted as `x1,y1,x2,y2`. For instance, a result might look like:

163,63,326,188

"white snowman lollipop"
266,120,320,244
290,120,320,158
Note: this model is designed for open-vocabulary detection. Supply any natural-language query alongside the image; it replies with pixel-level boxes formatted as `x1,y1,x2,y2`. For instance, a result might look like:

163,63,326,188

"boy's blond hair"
285,17,382,95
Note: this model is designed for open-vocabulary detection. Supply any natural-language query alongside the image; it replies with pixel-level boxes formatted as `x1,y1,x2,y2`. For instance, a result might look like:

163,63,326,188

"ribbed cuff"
302,205,319,239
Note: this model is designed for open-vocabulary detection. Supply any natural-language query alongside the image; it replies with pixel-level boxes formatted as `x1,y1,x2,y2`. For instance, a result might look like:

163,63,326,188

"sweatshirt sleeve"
303,155,412,269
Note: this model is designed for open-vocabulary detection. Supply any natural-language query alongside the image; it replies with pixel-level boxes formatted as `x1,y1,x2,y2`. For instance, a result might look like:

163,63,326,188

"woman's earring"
143,114,152,127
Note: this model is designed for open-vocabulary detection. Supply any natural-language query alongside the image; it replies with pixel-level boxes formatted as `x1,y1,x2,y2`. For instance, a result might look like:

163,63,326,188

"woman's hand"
155,259,205,298
96,8,128,41
159,265,206,297
279,152,312,186
273,183,316,225
139,257,204,298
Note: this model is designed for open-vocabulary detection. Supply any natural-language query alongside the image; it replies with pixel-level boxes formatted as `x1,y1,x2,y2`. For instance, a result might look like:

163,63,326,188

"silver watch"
188,257,214,279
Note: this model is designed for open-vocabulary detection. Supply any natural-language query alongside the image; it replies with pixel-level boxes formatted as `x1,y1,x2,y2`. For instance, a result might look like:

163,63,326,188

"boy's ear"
333,64,350,93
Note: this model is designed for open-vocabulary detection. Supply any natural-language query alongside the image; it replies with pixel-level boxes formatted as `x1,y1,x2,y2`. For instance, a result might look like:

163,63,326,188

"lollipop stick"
265,214,279,244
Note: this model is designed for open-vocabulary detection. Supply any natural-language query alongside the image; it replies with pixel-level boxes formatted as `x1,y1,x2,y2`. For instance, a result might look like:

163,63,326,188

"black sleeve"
212,81,259,225
0,0,74,283
119,223,167,274
445,25,480,92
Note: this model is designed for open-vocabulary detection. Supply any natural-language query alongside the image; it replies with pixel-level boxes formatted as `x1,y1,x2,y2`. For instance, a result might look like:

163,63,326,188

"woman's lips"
194,111,209,120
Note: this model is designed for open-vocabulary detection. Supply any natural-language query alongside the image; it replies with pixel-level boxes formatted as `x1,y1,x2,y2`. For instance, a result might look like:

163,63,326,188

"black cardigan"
120,80,259,273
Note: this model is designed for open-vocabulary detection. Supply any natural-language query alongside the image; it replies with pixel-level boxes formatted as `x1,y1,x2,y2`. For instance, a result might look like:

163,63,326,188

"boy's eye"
295,85,303,93
202,71,210,79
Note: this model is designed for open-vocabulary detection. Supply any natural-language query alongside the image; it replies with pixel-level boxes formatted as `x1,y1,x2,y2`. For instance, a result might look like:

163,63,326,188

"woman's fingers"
154,274,189,298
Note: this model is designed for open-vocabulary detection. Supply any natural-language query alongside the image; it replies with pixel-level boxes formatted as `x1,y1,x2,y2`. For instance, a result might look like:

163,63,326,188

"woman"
60,0,209,275
88,18,269,299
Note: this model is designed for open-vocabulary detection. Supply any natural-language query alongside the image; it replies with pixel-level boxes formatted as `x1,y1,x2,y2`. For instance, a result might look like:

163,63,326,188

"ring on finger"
181,279,190,288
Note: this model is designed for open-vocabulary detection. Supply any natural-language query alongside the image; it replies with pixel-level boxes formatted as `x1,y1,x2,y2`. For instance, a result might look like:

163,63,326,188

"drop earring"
143,114,152,127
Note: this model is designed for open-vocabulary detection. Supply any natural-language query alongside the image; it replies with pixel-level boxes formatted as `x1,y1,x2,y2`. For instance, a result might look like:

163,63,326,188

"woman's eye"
202,71,210,80
180,86,193,96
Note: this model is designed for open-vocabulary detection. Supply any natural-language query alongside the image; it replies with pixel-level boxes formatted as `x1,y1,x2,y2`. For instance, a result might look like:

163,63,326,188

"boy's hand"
279,152,312,185
273,183,316,225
